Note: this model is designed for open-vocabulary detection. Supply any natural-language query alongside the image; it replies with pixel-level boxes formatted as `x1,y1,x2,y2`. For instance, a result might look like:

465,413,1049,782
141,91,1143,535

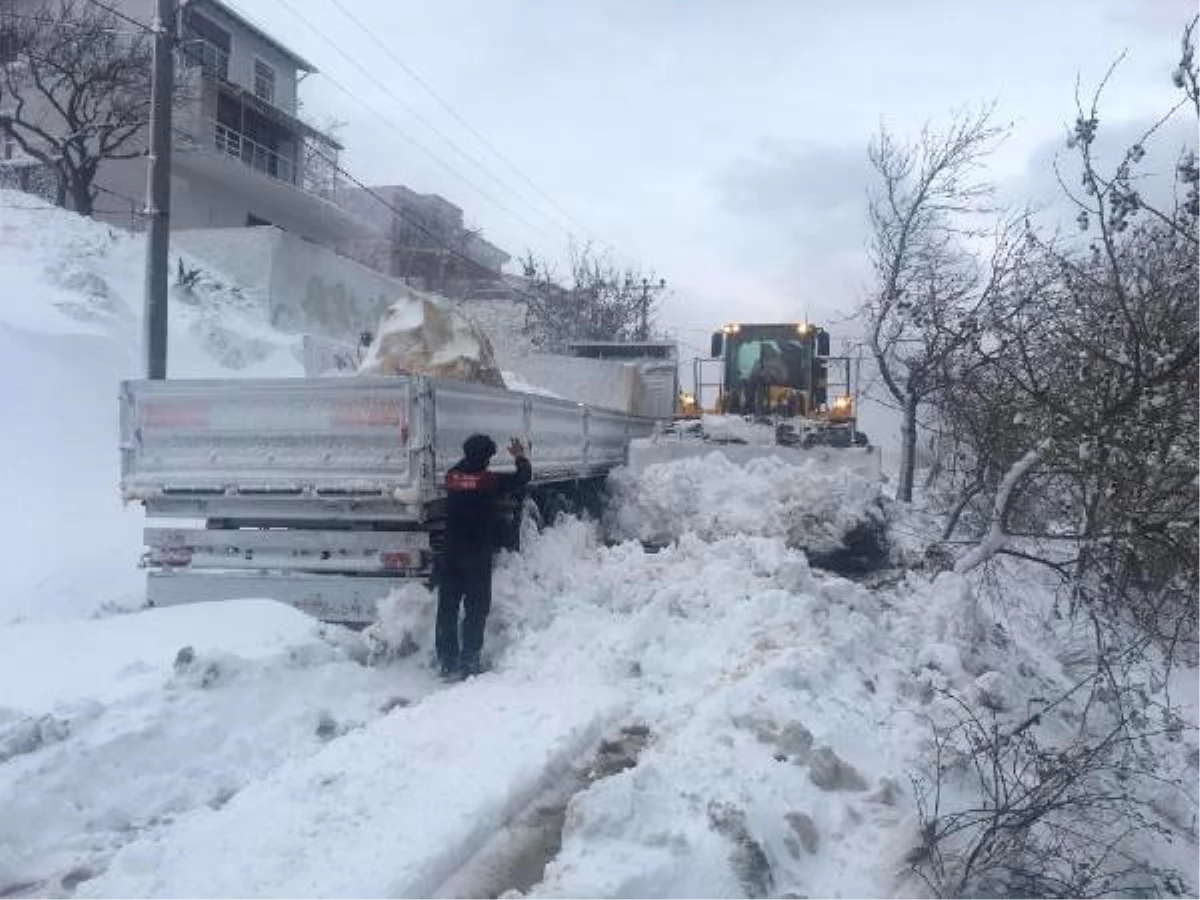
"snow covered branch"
953,443,1047,574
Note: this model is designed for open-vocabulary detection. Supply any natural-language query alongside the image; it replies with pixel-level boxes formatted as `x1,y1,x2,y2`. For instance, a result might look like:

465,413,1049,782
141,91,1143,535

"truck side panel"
121,377,418,498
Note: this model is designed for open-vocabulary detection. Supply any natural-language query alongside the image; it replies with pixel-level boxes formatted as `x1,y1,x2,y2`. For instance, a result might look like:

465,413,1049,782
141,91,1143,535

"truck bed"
120,374,657,622
121,374,655,515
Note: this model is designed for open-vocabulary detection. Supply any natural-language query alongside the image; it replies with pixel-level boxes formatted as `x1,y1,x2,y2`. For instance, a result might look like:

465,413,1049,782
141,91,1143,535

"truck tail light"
159,547,193,567
381,551,411,570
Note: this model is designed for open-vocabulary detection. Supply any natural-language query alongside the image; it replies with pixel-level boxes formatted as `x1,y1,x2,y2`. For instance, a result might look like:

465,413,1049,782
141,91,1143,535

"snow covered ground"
1,195,1195,898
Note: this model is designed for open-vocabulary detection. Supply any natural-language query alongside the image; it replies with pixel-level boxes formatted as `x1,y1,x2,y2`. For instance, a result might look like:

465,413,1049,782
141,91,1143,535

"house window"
253,60,275,104
183,12,230,80
2,133,15,160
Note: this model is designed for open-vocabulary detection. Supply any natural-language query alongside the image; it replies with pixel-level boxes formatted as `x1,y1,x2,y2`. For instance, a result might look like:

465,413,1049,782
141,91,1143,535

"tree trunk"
897,395,918,502
66,171,94,217
52,165,68,209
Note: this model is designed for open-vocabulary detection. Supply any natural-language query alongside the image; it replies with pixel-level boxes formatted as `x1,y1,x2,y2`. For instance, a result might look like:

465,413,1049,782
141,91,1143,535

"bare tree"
519,243,665,351
0,0,153,215
862,106,1010,502
937,22,1199,653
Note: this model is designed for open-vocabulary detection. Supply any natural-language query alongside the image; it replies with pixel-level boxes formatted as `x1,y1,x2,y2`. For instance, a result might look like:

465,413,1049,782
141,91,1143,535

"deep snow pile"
23,511,1191,898
608,448,889,558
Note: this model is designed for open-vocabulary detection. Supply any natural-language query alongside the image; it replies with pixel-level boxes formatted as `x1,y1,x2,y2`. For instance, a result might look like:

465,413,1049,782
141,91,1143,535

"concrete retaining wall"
175,226,404,342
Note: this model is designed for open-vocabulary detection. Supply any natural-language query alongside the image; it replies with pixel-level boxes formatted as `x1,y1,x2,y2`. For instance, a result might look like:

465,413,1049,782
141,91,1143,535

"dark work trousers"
436,562,492,667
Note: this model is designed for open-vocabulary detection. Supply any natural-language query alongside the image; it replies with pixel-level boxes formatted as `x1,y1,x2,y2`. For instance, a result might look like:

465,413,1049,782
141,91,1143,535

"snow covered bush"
909,668,1194,898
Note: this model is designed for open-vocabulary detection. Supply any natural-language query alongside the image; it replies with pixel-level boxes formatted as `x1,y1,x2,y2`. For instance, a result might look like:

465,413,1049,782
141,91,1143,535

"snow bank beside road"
608,448,889,558
0,600,420,895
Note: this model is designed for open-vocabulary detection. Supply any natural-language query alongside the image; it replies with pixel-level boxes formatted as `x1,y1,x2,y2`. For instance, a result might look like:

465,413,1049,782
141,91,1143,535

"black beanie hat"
463,433,497,463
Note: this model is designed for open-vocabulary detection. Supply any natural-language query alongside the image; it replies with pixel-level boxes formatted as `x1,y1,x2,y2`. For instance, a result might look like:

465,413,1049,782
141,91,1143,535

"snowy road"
3,517,977,898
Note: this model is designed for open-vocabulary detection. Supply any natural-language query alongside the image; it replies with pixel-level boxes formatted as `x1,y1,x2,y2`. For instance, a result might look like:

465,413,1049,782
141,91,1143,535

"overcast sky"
242,0,1195,355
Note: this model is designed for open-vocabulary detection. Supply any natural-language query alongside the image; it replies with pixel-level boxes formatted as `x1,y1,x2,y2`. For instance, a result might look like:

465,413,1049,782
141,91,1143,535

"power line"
0,11,144,35
258,0,559,245
319,0,581,241
78,0,153,34
322,0,604,248
306,142,515,282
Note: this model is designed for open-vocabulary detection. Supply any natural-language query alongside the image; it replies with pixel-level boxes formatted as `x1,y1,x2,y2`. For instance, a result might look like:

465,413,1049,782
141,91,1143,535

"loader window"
732,338,810,388
734,341,768,381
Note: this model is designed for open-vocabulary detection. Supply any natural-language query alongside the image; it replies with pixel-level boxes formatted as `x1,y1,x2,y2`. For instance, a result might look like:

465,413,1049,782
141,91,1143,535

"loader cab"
709,322,831,416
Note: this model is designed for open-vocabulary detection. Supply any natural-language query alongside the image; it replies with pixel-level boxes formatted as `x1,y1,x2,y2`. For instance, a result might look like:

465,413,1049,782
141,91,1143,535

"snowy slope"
0,191,304,624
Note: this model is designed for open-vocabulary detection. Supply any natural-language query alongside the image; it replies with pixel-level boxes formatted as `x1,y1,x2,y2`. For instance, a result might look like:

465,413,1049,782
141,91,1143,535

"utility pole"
637,277,666,341
143,0,176,379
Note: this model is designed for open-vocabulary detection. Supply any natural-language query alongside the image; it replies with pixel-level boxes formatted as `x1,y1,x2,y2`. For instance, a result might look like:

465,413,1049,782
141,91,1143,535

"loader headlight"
796,321,809,335
722,323,742,335
832,395,853,411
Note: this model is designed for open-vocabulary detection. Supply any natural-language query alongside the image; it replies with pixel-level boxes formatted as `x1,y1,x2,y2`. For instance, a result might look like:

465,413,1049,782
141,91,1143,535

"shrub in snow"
909,668,1195,898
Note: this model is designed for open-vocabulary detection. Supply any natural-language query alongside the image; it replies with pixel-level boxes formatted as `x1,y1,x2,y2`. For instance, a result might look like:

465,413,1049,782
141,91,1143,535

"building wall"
175,225,406,341
190,1,300,114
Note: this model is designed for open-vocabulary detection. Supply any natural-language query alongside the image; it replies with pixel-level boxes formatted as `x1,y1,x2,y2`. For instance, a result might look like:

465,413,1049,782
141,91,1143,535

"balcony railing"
212,121,296,185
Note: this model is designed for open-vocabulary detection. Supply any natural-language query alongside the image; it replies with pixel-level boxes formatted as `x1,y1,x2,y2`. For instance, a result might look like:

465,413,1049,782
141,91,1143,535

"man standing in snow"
436,433,532,679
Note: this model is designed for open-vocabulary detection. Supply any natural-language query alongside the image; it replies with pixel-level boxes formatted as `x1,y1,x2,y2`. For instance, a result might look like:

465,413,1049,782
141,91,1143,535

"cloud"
704,141,874,319
715,141,869,219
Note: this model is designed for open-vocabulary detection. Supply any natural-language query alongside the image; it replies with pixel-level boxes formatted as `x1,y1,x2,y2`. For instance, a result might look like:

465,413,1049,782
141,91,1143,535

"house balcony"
212,119,296,185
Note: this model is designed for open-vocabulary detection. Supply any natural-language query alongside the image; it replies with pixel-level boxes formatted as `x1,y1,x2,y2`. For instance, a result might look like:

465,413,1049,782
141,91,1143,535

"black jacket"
443,455,532,567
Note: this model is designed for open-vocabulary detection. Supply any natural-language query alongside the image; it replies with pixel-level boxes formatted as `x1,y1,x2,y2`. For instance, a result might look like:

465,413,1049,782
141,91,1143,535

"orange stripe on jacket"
446,470,499,492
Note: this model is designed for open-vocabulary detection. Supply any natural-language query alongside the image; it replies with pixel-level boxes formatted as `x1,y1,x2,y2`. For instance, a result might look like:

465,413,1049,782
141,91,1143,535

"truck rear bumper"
147,571,421,625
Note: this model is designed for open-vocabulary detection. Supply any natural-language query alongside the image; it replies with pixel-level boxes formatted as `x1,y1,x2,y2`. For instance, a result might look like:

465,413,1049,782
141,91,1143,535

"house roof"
192,0,320,72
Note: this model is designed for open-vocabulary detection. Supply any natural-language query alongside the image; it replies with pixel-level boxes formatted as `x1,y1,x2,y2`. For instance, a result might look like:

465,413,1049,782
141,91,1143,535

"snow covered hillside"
0,191,306,625
0,196,1195,899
